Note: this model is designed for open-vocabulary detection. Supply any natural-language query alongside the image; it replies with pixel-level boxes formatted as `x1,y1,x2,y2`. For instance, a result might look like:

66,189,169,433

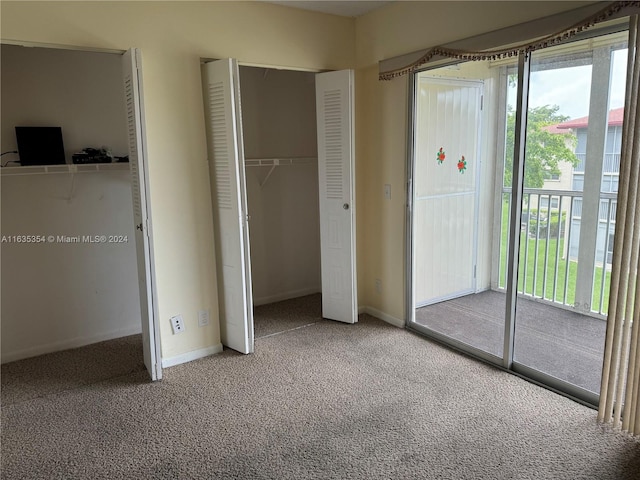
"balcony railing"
499,188,616,315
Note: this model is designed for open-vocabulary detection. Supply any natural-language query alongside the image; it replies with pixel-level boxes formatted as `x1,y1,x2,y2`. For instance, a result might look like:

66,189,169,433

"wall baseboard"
253,287,321,306
161,343,223,369
1,325,143,364
358,306,405,328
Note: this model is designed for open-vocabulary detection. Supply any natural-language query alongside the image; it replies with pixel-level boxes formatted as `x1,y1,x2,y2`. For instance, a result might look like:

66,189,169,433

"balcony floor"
415,290,606,394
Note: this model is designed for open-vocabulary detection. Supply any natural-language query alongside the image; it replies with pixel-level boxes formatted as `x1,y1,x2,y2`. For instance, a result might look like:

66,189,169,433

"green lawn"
498,200,611,314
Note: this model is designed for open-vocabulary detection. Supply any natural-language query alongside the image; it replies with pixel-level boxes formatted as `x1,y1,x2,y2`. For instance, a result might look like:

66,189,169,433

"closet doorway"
0,44,161,383
202,59,357,354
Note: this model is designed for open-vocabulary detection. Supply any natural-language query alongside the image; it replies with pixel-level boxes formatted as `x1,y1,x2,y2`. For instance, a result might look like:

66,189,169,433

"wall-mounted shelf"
0,163,130,176
245,157,316,187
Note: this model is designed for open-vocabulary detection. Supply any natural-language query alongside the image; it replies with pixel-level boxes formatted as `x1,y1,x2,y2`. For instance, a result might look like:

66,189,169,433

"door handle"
136,223,143,231
343,203,349,210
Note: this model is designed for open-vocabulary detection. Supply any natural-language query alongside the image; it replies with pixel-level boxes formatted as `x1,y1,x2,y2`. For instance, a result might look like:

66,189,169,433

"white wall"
1,168,141,363
240,67,321,305
1,44,128,162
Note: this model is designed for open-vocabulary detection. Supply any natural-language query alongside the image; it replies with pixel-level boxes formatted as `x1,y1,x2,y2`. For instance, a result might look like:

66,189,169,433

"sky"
507,48,628,121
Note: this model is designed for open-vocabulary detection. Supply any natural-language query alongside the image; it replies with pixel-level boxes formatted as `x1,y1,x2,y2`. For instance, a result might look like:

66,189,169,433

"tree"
504,104,578,188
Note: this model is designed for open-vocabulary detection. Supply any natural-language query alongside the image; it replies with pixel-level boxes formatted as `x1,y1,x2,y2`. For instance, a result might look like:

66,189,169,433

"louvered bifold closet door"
122,48,161,380
315,70,357,324
203,59,254,354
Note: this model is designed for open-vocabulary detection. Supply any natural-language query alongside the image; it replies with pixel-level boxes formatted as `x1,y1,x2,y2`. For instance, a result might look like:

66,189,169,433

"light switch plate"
198,309,210,327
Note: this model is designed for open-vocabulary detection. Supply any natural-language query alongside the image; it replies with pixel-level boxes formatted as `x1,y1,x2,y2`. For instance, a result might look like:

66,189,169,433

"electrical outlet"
375,278,382,293
170,315,185,334
198,309,210,327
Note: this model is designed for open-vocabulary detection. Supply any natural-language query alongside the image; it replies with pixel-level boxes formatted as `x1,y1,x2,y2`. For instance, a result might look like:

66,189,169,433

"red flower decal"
457,155,467,173
437,147,446,165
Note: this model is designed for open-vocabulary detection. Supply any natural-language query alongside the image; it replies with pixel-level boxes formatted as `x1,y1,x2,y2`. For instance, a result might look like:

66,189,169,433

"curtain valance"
379,1,640,80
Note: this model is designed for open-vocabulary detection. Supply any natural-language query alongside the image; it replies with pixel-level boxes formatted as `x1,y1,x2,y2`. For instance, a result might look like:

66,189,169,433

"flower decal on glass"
457,155,467,173
437,147,446,165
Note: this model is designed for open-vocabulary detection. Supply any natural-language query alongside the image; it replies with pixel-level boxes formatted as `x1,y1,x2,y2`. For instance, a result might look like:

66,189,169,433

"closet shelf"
245,157,316,167
0,163,130,176
245,157,317,187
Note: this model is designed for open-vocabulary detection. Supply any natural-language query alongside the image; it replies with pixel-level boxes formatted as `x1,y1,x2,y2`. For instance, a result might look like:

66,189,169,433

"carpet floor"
0,295,321,406
1,334,145,406
253,294,322,338
2,301,640,479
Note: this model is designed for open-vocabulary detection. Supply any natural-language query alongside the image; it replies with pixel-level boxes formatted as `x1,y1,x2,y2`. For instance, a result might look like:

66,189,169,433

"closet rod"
245,156,317,167
244,157,317,188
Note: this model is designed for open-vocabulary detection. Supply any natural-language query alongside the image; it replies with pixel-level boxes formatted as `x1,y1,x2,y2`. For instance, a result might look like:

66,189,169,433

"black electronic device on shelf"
72,148,113,164
15,126,66,166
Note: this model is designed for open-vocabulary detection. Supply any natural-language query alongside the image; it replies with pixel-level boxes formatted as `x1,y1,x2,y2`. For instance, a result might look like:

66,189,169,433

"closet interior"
0,44,144,378
238,66,322,325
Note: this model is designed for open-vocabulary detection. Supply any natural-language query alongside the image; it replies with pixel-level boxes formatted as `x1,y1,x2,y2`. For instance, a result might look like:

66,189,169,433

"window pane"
514,31,627,396
412,59,508,360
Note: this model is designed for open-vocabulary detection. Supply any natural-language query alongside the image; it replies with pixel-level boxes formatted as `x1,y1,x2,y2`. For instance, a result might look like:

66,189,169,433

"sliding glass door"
411,60,508,362
408,29,629,404
512,36,627,398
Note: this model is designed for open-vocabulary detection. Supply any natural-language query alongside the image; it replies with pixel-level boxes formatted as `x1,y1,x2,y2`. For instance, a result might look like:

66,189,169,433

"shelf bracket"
259,159,279,187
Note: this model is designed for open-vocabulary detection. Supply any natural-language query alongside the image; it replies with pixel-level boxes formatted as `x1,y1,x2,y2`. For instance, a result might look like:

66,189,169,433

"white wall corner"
358,306,405,328
161,343,224,369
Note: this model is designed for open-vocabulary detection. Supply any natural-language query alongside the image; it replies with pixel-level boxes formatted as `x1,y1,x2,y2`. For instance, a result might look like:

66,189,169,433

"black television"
15,126,66,166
